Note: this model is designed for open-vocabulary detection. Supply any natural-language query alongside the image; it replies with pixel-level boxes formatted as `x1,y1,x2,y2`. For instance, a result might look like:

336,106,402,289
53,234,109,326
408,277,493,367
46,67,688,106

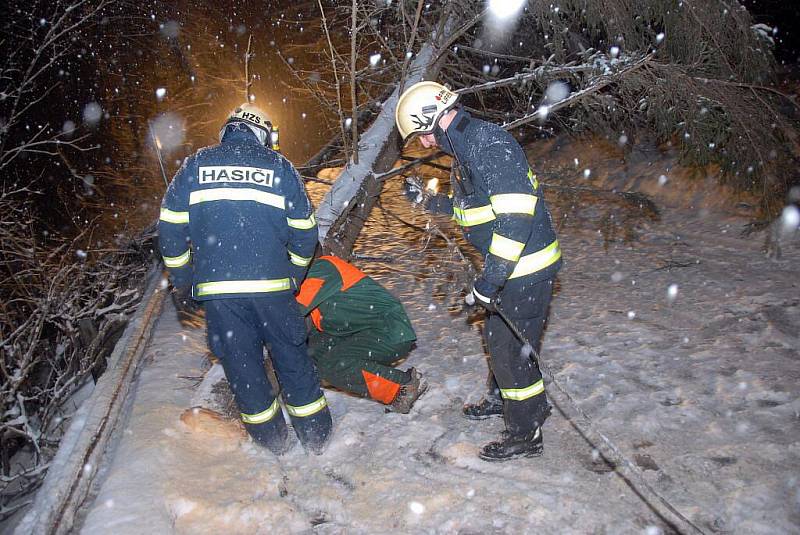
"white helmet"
220,103,272,145
395,81,459,141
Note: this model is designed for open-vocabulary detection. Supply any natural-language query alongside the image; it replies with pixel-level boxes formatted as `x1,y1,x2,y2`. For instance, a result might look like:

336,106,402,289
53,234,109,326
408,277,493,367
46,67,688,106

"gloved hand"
172,286,201,321
465,278,500,313
403,178,425,205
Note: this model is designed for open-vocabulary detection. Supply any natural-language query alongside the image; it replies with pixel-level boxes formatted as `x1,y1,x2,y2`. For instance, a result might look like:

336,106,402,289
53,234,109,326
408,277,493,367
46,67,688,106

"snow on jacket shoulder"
432,109,562,291
158,125,317,300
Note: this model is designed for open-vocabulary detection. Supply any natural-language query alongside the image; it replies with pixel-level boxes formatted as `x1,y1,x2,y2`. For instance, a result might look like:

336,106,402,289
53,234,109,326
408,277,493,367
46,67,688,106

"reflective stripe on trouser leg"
241,398,279,424
249,295,332,451
204,298,288,452
484,278,554,435
500,379,545,401
285,395,328,417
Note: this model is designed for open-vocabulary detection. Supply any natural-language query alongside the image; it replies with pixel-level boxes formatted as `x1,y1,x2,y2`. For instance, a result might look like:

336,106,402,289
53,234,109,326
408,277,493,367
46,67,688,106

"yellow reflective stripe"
452,204,495,226
285,395,327,418
527,168,539,190
288,250,312,267
196,278,291,296
241,399,279,424
163,249,190,268
500,379,545,401
488,233,525,262
160,207,189,224
189,187,285,209
287,213,316,230
509,240,561,279
490,193,537,216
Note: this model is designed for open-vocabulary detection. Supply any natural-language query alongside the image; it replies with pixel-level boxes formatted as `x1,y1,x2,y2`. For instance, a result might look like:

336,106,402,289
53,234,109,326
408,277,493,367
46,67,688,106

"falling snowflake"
780,205,799,234
667,284,679,302
83,102,103,126
408,501,425,515
149,112,186,154
488,0,525,20
544,81,570,104
536,104,550,121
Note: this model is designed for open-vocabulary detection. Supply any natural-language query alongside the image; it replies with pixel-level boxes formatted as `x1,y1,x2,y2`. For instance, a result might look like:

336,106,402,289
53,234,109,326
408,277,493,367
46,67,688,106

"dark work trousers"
308,330,413,402
205,295,332,453
483,277,554,436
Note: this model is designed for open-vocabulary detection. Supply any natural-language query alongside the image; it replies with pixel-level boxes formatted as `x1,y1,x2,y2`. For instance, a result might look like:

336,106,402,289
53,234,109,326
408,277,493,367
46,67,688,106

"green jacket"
295,256,416,345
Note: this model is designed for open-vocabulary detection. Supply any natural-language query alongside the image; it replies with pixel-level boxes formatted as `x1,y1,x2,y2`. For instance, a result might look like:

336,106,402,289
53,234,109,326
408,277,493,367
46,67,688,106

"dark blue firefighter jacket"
426,109,562,295
158,124,318,300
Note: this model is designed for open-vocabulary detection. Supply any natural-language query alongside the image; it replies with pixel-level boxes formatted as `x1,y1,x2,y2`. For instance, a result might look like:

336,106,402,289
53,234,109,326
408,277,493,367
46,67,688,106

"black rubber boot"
245,415,290,456
291,407,333,455
462,395,503,420
478,427,543,462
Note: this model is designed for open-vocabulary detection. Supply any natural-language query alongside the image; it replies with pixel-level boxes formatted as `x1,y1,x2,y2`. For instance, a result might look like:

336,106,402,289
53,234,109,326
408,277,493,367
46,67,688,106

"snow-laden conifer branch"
502,54,655,131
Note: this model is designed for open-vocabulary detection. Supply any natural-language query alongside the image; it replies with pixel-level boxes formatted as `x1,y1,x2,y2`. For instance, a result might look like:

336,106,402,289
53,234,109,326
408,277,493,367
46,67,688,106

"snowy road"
80,143,799,534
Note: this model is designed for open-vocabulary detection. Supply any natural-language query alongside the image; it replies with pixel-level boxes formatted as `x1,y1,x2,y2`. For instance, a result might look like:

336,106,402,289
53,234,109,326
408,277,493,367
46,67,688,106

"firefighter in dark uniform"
395,82,563,461
296,256,426,413
158,103,332,455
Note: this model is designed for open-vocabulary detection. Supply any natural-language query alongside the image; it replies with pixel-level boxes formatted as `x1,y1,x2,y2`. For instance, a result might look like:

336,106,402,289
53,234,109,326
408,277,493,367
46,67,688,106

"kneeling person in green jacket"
295,256,426,413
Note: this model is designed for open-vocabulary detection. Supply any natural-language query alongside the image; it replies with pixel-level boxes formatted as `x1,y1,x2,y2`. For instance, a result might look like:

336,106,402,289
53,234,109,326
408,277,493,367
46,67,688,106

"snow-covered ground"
79,138,799,534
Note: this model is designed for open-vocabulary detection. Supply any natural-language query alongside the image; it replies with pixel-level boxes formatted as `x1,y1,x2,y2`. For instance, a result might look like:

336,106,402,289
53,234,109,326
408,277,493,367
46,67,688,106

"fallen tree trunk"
315,40,438,256
313,4,471,256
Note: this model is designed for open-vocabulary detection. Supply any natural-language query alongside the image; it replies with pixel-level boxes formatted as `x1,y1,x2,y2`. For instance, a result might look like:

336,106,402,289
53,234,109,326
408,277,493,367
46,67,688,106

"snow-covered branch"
0,186,151,519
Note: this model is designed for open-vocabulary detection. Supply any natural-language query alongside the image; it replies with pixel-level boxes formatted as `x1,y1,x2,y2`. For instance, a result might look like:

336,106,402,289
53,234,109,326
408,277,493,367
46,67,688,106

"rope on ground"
419,216,706,534
510,315,708,535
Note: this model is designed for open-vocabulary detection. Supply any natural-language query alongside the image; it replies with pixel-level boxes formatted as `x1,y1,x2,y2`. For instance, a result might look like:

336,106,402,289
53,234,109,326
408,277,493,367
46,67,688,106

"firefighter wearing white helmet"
220,103,273,145
395,80,563,462
159,98,331,457
395,81,459,140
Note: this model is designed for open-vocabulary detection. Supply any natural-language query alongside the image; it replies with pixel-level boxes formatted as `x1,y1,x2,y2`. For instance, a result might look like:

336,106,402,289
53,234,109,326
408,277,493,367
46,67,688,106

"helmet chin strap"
440,122,474,196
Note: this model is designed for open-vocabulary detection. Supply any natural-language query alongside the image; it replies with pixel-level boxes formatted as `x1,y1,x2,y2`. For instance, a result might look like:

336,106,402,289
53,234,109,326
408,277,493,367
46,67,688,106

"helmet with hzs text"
220,103,273,145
